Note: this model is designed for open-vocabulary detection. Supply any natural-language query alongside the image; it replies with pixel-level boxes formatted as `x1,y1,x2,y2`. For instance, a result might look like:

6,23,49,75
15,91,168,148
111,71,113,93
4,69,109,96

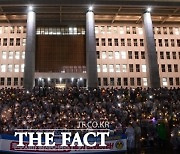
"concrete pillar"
24,10,36,91
143,11,160,88
86,10,98,89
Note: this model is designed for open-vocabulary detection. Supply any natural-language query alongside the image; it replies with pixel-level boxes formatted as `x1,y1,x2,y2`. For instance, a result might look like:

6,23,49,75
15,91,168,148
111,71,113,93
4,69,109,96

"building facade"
0,0,180,89
0,23,179,88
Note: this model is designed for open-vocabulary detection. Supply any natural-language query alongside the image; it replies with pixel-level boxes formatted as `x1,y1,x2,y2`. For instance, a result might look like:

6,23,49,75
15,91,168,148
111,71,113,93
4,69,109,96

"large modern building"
0,0,180,90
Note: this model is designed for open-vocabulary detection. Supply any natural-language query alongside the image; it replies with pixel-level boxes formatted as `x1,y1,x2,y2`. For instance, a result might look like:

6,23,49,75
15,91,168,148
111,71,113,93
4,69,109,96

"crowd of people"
0,86,179,150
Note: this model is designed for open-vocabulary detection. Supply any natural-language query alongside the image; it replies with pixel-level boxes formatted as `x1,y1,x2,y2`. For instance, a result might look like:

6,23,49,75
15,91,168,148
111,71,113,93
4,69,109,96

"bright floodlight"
80,77,83,81
147,7,151,12
89,6,93,11
28,6,33,11
48,77,50,81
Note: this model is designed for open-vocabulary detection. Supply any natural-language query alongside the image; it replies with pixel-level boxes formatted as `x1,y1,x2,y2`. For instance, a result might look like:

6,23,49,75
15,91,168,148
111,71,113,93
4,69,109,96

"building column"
143,11,160,88
24,10,36,91
86,9,98,89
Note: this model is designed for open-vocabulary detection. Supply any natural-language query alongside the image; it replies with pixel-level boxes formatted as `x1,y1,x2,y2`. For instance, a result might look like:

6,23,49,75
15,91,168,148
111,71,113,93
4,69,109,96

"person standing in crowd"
157,122,168,147
134,123,141,149
125,123,135,152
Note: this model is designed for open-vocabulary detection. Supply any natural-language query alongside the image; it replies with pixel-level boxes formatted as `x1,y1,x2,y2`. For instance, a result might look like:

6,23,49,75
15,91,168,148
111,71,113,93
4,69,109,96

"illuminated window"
100,26,105,34
14,51,20,59
37,28,40,34
97,64,101,72
121,51,126,59
108,51,113,59
7,64,12,72
175,27,179,35
107,26,111,33
9,51,13,59
4,26,8,33
143,78,147,86
163,27,167,34
22,51,25,59
0,27,2,34
22,38,26,46
142,65,146,72
2,51,6,59
162,78,167,86
122,64,127,72
10,26,15,33
102,51,106,59
53,28,57,35
120,26,124,34
113,26,118,33
102,64,107,72
109,64,114,72
14,65,19,72
126,26,130,34
17,26,22,33
138,27,143,35
95,26,99,34
116,64,120,72
1,65,6,72
115,51,120,59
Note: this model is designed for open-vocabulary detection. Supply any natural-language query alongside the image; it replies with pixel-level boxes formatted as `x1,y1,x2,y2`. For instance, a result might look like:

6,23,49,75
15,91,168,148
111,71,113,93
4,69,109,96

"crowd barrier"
0,134,127,153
